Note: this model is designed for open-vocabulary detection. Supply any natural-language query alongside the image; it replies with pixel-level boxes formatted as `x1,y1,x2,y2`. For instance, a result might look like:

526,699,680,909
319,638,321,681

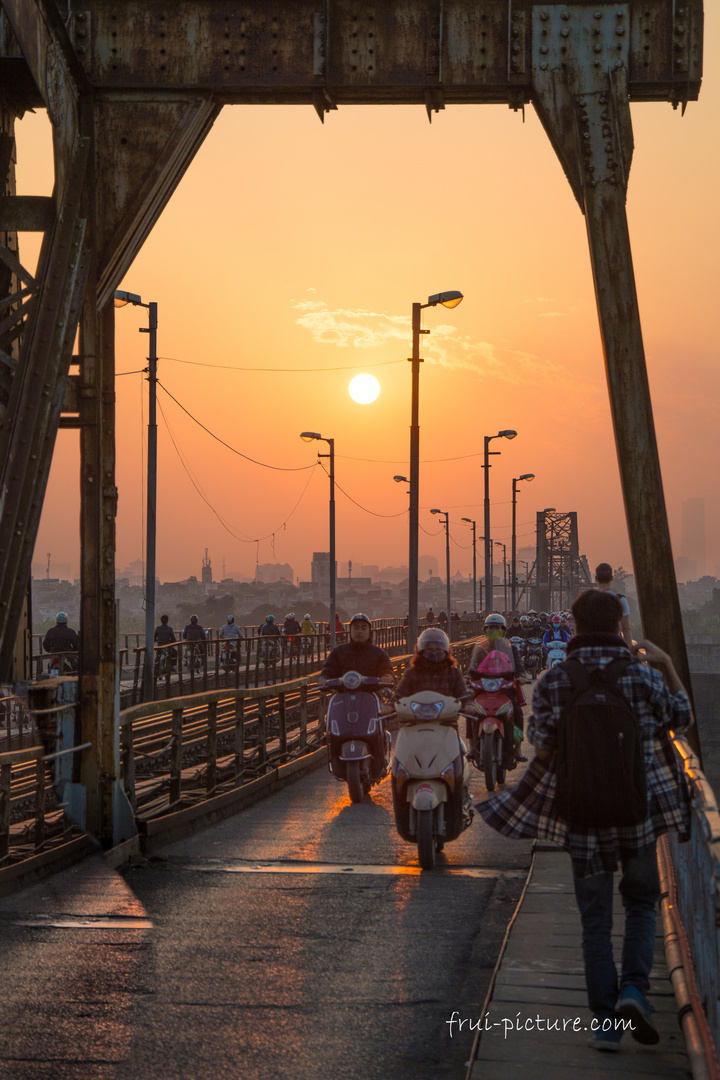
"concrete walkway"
466,845,692,1079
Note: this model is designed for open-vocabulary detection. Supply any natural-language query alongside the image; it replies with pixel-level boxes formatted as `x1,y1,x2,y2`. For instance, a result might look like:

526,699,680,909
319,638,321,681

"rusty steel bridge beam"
0,0,705,845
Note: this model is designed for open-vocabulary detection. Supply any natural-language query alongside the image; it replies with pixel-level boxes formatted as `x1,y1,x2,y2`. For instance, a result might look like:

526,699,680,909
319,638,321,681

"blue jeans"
572,844,660,1022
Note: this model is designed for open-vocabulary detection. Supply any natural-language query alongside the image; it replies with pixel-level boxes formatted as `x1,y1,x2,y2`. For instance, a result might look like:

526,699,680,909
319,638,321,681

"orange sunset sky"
17,8,720,590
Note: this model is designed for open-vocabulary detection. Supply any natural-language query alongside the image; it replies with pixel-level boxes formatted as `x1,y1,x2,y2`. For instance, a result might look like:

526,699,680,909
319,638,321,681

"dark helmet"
190,615,198,624
266,615,275,623
349,613,372,638
56,612,68,624
227,615,235,624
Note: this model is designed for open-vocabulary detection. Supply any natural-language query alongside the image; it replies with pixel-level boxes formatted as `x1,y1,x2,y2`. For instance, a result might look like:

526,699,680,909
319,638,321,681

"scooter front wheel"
484,730,498,792
346,760,364,804
417,808,436,870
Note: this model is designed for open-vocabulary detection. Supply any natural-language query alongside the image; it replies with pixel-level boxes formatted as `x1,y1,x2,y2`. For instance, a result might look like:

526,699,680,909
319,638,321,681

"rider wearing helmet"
219,615,243,641
183,614,206,642
467,614,527,767
43,611,79,655
392,627,470,703
283,612,302,637
542,612,571,664
318,613,394,686
300,614,315,636
259,614,281,637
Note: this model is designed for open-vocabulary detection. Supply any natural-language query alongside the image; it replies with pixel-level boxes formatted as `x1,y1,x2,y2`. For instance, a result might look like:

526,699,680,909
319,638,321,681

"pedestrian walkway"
466,845,692,1078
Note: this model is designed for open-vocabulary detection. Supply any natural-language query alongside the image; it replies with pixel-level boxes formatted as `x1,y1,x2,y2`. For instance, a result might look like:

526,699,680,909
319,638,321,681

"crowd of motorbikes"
323,612,571,870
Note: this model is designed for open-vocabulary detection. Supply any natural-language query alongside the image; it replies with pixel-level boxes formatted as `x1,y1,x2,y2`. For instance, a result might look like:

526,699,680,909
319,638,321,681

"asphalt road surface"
0,751,534,1080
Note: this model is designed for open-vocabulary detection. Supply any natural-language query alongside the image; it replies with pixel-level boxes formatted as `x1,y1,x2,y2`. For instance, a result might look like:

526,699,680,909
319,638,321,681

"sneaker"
515,751,528,762
617,986,659,1045
588,1026,622,1052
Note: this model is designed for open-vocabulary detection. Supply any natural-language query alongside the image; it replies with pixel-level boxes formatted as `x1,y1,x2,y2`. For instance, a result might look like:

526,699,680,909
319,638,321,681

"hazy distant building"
311,553,336,586
201,550,212,585
255,562,294,584
681,498,706,578
419,556,439,579
675,555,697,584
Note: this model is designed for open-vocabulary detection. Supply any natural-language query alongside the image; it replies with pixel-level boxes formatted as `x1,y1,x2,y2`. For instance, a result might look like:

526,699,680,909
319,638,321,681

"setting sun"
349,374,381,405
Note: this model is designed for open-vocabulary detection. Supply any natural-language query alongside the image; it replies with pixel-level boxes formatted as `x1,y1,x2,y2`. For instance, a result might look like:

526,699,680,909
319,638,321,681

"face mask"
422,649,447,662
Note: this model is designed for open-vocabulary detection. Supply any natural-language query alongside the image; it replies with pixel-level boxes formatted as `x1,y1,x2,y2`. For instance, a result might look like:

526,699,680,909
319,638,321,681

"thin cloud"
291,297,557,383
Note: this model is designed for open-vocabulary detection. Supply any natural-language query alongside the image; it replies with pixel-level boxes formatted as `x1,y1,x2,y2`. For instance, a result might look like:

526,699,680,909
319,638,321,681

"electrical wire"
159,355,405,373
157,397,319,544
316,460,406,519
158,383,316,472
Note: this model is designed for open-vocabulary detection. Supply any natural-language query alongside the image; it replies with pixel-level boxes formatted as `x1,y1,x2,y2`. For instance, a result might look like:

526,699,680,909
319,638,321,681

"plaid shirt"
476,633,692,877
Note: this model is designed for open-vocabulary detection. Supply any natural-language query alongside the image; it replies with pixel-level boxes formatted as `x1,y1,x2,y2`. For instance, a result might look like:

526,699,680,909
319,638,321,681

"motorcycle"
324,671,391,803
48,651,78,675
391,691,473,870
220,639,240,669
258,637,280,665
524,637,544,680
467,651,520,792
546,636,568,668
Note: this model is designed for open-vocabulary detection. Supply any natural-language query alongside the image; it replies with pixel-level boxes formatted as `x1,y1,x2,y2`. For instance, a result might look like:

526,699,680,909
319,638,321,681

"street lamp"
511,473,535,614
461,517,481,616
301,432,336,647
495,541,508,610
483,429,516,614
115,288,158,703
408,290,463,652
430,509,452,637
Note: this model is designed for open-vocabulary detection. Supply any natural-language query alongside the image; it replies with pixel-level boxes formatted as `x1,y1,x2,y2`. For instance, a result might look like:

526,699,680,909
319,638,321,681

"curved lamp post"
407,291,463,651
511,473,535,614
301,432,336,647
483,429,516,613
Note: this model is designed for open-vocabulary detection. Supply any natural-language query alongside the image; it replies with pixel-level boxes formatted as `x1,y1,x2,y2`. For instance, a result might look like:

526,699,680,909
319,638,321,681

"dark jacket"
43,624,78,653
320,641,394,681
154,624,176,646
183,622,205,642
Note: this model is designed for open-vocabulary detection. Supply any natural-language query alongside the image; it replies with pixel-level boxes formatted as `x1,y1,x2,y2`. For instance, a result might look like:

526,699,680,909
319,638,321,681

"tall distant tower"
202,548,212,585
681,498,706,578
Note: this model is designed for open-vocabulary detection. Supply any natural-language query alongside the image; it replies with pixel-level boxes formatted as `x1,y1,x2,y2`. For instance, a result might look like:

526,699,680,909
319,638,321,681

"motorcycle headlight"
342,671,362,690
410,700,444,721
480,678,503,692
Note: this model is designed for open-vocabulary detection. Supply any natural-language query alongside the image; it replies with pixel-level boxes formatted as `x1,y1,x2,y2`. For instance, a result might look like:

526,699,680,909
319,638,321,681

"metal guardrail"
668,736,720,1058
1,631,484,868
29,619,486,703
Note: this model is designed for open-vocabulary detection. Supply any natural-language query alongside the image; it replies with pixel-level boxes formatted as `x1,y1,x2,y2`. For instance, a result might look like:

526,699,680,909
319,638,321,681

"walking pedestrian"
476,588,692,1051
595,562,632,648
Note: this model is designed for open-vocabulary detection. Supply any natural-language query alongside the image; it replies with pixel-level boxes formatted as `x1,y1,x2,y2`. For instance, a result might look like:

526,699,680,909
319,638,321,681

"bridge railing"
667,735,720,1052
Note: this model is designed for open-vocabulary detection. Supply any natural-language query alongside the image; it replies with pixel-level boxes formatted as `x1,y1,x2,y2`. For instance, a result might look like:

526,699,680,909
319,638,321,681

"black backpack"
555,658,647,828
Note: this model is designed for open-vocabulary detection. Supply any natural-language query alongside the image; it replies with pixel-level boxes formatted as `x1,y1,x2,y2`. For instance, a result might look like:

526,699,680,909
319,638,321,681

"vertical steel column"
142,303,158,702
79,286,119,844
531,5,697,754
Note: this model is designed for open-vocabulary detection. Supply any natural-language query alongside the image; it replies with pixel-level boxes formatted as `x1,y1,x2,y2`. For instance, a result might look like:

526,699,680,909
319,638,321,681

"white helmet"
417,627,450,653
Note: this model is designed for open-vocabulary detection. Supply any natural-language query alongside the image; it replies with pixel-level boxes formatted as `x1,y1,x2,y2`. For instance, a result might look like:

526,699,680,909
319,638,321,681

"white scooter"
546,637,568,668
391,691,473,871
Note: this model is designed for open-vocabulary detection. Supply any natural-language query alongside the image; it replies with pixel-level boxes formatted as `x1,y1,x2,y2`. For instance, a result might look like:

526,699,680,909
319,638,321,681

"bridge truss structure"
0,0,704,842
534,510,590,613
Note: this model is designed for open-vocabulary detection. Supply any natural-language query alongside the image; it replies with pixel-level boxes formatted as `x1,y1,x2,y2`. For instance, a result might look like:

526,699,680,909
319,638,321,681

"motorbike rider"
318,613,394,686
393,627,470,703
425,607,436,625
154,614,176,646
259,614,281,637
300,613,315,636
393,627,473,822
183,613,206,664
467,614,527,767
219,614,243,653
505,613,525,641
283,611,302,637
542,613,571,665
43,612,79,666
